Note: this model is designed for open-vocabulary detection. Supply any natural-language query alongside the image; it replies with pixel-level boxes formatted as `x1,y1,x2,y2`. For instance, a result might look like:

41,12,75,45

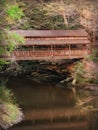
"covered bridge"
4,30,91,61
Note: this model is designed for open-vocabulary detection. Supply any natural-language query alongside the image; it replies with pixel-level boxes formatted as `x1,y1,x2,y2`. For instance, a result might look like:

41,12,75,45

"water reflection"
7,78,98,130
8,78,75,109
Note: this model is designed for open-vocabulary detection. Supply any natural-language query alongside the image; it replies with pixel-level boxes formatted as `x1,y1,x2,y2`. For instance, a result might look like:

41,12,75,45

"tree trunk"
60,0,68,28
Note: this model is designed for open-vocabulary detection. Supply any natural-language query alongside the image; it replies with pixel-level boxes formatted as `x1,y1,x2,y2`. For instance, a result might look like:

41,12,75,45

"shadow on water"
7,77,98,130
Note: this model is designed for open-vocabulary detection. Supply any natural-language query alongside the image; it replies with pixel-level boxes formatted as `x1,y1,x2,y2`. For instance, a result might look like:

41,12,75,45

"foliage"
7,4,24,21
0,1,24,27
0,79,23,129
0,1,24,128
0,31,24,70
71,61,86,86
72,49,98,86
43,1,80,29
15,1,80,30
0,0,24,70
85,49,98,62
0,79,16,104
14,0,95,32
0,60,8,70
0,103,23,129
6,31,25,52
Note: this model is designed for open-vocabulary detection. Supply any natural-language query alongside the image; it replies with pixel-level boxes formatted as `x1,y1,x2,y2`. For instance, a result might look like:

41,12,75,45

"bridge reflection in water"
8,78,98,130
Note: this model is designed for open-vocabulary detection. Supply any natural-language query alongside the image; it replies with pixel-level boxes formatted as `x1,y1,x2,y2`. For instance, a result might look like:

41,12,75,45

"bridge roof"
11,30,88,37
23,39,90,45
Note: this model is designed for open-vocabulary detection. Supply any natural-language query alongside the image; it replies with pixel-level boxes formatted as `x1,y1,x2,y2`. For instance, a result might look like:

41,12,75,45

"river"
7,77,98,130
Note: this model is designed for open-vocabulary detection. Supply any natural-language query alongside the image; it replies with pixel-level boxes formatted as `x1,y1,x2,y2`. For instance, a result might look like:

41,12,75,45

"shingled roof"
11,30,88,37
22,39,90,46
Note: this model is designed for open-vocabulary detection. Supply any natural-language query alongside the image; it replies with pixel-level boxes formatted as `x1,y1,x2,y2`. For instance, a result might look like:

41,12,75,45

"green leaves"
0,59,8,70
72,61,86,86
0,30,24,54
7,5,24,20
0,2,24,127
6,32,25,52
0,103,23,129
0,66,24,129
0,32,24,70
0,86,14,104
0,47,5,55
0,80,23,129
0,1,24,26
86,49,98,62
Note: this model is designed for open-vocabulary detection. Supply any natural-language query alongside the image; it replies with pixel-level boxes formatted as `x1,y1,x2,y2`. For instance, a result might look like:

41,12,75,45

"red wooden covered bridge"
3,30,91,61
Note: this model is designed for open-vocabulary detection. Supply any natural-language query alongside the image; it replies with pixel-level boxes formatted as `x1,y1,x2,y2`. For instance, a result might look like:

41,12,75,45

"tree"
43,0,79,29
14,0,96,31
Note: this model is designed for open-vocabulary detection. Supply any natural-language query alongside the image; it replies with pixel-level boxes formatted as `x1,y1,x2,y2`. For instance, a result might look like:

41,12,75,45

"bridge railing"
3,49,91,60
